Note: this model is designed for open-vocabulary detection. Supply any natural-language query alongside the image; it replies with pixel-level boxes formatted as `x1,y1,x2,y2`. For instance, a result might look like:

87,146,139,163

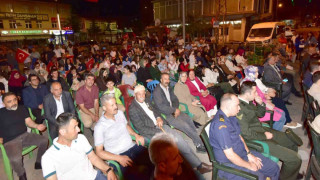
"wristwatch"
247,151,251,155
106,167,113,174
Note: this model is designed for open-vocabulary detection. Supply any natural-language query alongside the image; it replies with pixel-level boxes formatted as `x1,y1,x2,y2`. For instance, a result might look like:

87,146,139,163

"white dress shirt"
160,84,172,107
136,100,157,125
54,95,64,119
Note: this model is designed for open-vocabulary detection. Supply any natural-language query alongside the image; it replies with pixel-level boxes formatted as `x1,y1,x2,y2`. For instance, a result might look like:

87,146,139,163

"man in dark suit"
22,74,49,124
129,85,212,174
152,73,206,152
43,82,75,139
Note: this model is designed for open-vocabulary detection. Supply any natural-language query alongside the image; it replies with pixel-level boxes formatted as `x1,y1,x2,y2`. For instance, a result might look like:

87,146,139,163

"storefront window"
25,21,32,29
37,21,42,28
0,20,3,29
9,20,17,29
52,21,57,28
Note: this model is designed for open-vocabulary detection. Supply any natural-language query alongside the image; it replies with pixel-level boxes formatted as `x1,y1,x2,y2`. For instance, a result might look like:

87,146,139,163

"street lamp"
278,3,283,7
55,0,63,45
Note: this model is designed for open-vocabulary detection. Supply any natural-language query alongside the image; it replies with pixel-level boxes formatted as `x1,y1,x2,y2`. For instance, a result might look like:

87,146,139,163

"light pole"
55,0,63,45
182,0,185,44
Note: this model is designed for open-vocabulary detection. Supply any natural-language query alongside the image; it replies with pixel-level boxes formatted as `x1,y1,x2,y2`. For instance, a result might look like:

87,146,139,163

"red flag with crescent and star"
15,48,30,63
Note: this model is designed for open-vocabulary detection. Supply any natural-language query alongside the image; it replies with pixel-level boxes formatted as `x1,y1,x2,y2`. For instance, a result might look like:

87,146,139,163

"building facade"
0,0,71,43
152,0,274,42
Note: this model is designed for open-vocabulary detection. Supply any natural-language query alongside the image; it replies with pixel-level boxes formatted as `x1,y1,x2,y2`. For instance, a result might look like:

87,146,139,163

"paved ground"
0,63,315,180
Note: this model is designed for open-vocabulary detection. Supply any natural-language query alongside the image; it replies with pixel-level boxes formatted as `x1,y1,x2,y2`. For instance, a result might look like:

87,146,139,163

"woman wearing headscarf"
137,58,153,87
174,71,209,125
8,70,26,101
241,66,294,130
235,49,248,69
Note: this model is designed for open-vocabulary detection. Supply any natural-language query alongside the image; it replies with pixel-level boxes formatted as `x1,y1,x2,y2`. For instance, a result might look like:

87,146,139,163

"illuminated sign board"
1,30,49,36
0,12,49,21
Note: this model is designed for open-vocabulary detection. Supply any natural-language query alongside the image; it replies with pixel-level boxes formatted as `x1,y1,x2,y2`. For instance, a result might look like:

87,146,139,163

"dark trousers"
263,127,302,180
219,151,280,180
31,108,44,124
272,97,292,124
109,144,153,180
4,132,48,176
166,113,204,147
48,121,58,140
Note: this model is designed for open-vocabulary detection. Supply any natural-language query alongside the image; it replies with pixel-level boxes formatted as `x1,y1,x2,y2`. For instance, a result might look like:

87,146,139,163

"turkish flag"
86,58,94,70
15,48,30,63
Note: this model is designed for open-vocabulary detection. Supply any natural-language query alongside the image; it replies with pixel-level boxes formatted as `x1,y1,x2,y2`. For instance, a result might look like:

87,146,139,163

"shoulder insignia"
219,115,225,122
219,125,227,130
236,114,243,120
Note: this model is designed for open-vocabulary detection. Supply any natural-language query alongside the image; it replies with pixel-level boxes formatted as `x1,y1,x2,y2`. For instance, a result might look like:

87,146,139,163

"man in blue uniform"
209,93,280,179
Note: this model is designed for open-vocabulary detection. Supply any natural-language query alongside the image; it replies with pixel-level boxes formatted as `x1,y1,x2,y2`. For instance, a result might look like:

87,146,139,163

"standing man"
23,74,49,124
76,73,102,129
153,73,206,152
237,81,302,180
209,93,280,179
41,113,117,180
43,82,76,139
0,92,48,180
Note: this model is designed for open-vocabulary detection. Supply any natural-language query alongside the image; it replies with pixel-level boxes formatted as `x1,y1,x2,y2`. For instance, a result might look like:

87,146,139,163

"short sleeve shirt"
41,134,97,180
94,110,134,154
0,105,29,143
76,85,99,109
122,73,136,86
209,109,247,163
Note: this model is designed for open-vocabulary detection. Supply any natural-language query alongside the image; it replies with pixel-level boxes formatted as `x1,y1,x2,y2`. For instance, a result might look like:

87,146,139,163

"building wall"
0,0,71,40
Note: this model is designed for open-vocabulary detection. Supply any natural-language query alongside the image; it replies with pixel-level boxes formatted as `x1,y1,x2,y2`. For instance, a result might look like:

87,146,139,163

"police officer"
209,93,280,180
237,81,302,180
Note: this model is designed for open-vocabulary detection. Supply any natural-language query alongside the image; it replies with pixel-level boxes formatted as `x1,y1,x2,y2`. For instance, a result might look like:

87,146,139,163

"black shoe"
19,173,27,180
196,144,207,153
296,173,303,179
285,101,292,105
34,162,42,169
193,121,201,128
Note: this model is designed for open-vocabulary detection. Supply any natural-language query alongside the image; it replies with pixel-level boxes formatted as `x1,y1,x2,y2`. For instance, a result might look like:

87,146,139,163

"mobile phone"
197,102,201,105
283,78,288,82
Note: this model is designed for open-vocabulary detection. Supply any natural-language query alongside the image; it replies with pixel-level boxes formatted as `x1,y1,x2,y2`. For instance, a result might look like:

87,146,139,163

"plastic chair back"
147,80,160,100
309,121,320,164
118,85,134,119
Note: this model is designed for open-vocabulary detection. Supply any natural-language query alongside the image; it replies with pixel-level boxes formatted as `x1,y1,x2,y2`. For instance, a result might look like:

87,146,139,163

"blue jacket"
22,84,49,109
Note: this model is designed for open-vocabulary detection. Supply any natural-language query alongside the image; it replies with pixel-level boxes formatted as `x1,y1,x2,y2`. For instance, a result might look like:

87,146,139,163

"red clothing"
179,63,189,72
47,61,58,72
86,58,94,71
8,70,26,87
75,85,99,109
185,77,217,111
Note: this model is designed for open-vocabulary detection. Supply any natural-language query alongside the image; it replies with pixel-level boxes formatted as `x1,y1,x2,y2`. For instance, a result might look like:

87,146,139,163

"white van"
246,22,286,44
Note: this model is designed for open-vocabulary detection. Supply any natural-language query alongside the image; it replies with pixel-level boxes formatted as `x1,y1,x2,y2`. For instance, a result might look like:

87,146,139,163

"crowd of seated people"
0,34,317,180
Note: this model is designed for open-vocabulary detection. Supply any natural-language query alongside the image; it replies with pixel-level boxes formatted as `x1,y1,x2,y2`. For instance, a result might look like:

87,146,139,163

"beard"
7,104,18,111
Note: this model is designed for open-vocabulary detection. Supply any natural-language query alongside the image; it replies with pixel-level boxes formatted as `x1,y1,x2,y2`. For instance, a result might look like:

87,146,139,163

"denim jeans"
95,170,107,180
272,111,286,131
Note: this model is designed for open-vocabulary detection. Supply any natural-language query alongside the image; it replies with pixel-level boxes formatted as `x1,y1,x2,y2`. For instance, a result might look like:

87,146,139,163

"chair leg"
305,163,312,180
1,145,14,180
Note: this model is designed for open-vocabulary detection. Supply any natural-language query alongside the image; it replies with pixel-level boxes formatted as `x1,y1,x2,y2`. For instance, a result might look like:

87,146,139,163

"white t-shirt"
41,134,97,180
94,111,134,154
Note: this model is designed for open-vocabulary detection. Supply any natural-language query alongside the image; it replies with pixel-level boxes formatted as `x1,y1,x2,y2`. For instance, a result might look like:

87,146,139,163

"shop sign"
1,30,49,36
0,12,49,21
49,30,74,35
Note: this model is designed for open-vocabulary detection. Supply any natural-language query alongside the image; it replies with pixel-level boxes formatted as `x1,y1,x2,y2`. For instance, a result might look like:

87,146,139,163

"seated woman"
137,58,153,87
149,58,161,81
121,65,136,96
109,65,122,86
235,49,248,69
103,78,126,112
95,68,108,91
241,66,287,131
174,71,209,125
8,70,26,101
185,70,217,118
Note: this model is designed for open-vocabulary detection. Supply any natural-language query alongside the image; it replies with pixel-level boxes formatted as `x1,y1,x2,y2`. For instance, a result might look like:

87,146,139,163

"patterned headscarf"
240,65,258,85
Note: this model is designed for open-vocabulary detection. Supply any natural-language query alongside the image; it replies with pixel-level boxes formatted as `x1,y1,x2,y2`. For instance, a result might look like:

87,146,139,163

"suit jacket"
153,84,179,116
237,99,267,141
22,84,49,109
129,98,164,139
43,91,75,125
215,65,228,83
263,64,282,84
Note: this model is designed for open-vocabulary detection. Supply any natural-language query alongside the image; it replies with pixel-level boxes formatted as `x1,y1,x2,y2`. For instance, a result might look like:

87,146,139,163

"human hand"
117,155,133,167
192,100,200,106
135,135,145,146
174,109,181,118
248,154,263,170
106,169,117,180
266,102,275,111
254,96,263,105
38,104,43,109
227,75,233,79
247,162,259,172
156,118,163,128
264,132,273,139
0,137,3,144
36,124,46,131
